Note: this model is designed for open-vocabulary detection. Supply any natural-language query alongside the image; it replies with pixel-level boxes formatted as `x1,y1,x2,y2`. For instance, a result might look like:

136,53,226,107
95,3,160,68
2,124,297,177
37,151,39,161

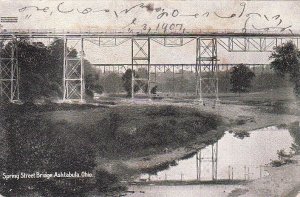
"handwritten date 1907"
142,23,185,34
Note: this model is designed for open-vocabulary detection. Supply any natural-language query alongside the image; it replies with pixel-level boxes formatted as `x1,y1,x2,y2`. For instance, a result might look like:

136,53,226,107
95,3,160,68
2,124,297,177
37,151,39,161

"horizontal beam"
1,30,300,38
92,63,269,67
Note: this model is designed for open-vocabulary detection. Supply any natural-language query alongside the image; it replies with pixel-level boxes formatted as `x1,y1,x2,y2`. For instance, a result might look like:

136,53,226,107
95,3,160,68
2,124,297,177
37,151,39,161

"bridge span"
0,29,299,103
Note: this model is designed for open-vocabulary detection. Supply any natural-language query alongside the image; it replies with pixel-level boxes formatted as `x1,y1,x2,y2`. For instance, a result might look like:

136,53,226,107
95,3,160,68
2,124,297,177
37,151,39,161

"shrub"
147,105,179,117
2,117,97,195
96,170,125,192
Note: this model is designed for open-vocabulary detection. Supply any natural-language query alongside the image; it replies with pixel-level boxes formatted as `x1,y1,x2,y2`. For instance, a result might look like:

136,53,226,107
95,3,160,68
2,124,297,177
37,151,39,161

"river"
125,125,297,197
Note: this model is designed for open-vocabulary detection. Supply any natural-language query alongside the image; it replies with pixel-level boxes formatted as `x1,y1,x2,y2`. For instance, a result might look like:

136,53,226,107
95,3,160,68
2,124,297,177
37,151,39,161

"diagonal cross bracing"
63,37,85,102
131,37,151,98
0,38,19,102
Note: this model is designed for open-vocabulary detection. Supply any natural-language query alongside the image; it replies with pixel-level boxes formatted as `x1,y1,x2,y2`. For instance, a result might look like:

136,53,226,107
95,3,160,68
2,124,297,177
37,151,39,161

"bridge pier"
63,37,85,102
196,142,218,181
196,37,220,105
0,37,19,102
131,37,151,99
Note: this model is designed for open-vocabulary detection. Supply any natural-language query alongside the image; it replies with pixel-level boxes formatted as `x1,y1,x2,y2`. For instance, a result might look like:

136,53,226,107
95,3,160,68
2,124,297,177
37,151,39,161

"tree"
122,69,139,97
1,39,100,102
230,64,255,95
2,117,97,196
13,40,61,101
101,73,123,93
269,41,300,96
150,85,158,94
84,60,102,98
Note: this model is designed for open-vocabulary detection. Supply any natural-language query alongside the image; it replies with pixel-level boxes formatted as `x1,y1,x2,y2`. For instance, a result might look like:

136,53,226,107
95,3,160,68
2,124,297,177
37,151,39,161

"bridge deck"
1,29,300,38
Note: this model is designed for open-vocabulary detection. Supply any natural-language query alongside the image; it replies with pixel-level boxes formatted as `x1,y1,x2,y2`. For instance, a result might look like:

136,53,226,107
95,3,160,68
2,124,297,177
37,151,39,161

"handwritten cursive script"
17,1,293,34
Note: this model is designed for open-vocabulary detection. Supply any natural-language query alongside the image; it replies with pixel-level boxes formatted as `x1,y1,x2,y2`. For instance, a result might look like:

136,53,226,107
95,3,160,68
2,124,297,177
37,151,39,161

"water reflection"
138,125,296,182
127,185,248,197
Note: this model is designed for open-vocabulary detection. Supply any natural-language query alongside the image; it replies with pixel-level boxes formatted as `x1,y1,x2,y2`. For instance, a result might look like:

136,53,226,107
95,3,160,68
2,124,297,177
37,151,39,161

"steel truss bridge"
1,29,300,103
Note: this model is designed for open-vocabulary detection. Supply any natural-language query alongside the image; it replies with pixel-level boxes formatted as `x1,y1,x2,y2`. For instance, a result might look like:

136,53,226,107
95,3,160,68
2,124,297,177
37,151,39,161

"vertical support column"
215,142,218,180
196,150,202,181
148,38,151,96
0,40,3,98
211,143,218,180
196,38,201,102
172,65,175,97
0,37,19,102
80,37,85,102
215,45,220,104
196,37,219,105
195,56,198,95
63,37,85,102
10,40,14,102
212,142,218,180
131,37,150,99
131,38,134,99
196,152,199,180
212,144,215,180
199,150,201,180
63,36,67,101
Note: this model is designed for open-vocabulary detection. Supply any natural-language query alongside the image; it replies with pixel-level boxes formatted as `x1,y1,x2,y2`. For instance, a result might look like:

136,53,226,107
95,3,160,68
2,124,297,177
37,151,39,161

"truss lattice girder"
63,37,85,102
85,37,130,47
0,38,19,102
151,37,195,47
218,37,300,52
94,64,270,75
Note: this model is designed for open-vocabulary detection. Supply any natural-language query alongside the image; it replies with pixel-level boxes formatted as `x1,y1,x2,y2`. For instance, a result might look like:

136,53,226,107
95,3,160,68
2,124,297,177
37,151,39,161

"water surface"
127,126,295,196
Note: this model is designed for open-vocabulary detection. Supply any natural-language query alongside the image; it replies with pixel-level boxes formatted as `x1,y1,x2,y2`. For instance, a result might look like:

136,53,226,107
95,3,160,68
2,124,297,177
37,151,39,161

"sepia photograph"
0,0,300,196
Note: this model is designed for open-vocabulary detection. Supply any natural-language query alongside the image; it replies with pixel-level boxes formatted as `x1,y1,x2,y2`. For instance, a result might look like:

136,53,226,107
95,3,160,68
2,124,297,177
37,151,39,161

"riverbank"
1,92,300,196
0,103,225,194
86,97,300,196
106,98,300,196
238,154,300,197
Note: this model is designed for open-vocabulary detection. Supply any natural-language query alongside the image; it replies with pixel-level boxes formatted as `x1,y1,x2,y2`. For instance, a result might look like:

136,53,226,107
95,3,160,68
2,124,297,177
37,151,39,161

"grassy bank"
0,103,223,195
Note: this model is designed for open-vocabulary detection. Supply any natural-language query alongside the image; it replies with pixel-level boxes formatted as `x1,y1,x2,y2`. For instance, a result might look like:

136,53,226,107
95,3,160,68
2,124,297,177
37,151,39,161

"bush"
96,170,126,192
234,131,250,139
2,117,97,195
271,160,284,167
147,105,179,117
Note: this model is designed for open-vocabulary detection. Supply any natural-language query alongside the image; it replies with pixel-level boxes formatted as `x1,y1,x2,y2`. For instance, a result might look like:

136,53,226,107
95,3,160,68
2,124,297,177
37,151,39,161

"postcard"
0,0,300,196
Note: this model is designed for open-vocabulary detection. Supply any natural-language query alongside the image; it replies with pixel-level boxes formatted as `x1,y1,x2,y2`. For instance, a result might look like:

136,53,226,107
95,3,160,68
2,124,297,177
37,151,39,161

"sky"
0,0,299,64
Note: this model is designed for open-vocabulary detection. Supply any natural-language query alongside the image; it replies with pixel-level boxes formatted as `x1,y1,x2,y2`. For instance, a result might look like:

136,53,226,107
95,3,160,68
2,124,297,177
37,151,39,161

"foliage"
101,73,123,93
1,115,97,196
121,69,139,97
95,170,125,192
233,131,250,139
150,85,158,94
121,68,149,96
3,116,96,173
270,41,300,96
271,149,294,167
230,64,255,94
147,105,179,116
110,106,220,151
84,60,102,98
289,122,300,154
0,39,99,102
